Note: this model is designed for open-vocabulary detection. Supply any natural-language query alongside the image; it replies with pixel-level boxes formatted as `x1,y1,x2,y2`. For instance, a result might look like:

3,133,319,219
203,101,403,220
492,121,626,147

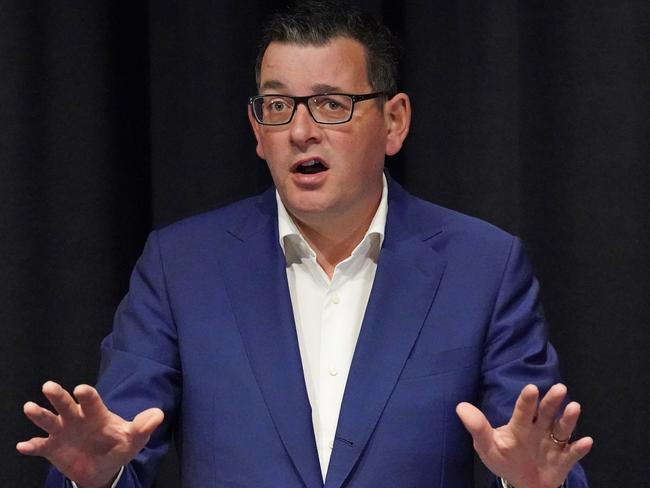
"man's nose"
289,103,321,147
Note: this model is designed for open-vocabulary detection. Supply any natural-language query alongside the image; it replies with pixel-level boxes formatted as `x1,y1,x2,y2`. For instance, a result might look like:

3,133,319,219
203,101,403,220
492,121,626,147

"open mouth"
295,159,328,175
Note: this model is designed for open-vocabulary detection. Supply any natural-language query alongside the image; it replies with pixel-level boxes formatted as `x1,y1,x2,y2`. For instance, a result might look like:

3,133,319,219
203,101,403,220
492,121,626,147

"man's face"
249,37,409,226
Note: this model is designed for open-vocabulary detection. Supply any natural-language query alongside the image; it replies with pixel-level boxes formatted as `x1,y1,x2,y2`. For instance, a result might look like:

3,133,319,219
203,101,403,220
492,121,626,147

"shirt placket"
318,267,347,472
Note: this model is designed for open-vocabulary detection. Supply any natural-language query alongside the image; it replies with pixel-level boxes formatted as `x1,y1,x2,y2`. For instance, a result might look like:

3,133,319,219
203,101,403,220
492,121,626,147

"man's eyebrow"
311,83,342,93
259,80,286,91
258,81,345,95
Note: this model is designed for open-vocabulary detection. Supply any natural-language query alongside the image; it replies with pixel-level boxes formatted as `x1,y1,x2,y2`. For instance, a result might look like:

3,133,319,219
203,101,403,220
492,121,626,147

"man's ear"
248,105,266,160
383,93,411,156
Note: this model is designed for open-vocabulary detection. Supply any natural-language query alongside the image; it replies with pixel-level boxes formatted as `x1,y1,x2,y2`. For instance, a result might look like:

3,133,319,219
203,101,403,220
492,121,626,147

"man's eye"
325,100,342,110
318,98,346,111
314,96,350,112
269,100,288,112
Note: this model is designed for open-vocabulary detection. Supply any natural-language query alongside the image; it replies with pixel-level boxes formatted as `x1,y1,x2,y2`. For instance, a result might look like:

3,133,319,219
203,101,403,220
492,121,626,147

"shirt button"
331,294,340,304
328,440,334,449
328,368,338,376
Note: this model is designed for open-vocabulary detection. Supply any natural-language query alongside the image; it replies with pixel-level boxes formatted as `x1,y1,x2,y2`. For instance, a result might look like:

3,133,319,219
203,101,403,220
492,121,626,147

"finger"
547,428,592,477
559,436,594,468
537,383,568,429
16,436,49,456
74,384,108,420
41,381,79,419
132,408,165,438
23,401,60,434
456,402,494,455
552,401,581,441
508,384,539,432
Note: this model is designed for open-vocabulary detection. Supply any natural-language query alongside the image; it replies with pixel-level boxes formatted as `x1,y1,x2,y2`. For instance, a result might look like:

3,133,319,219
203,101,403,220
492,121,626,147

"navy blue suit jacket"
47,178,588,487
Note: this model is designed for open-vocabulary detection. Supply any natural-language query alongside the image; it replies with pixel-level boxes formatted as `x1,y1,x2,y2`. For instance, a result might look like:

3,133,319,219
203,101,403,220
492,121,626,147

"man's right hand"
16,381,164,488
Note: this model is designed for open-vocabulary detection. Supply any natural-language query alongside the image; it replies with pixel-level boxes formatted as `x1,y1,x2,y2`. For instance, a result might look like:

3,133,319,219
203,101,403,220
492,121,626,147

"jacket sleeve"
45,230,181,488
479,237,589,487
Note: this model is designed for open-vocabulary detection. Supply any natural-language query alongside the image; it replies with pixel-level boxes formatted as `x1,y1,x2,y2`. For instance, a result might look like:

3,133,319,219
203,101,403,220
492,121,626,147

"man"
17,2,592,487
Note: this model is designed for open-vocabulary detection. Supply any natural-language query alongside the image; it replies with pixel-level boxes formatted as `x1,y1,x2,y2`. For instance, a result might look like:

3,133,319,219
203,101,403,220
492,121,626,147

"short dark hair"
255,0,400,96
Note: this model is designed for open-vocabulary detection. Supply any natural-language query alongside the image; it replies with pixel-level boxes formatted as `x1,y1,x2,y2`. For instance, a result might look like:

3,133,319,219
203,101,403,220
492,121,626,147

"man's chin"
282,196,338,221
287,202,333,219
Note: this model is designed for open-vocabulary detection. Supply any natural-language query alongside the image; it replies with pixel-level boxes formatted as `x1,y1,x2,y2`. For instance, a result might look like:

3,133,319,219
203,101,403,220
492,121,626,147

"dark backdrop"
2,1,648,486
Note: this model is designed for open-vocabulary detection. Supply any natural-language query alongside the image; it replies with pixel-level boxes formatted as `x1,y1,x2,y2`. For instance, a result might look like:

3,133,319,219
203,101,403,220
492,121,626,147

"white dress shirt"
277,175,388,480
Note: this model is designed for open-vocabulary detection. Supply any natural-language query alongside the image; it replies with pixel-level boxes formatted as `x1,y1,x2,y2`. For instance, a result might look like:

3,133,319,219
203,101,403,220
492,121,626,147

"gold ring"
549,431,570,447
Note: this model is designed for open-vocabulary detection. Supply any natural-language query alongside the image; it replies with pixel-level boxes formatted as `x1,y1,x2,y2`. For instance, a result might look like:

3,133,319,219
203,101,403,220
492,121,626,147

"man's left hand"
456,383,593,488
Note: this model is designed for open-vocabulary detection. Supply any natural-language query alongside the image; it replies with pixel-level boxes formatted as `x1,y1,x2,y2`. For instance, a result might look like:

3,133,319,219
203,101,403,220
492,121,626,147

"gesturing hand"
16,381,163,488
456,383,593,488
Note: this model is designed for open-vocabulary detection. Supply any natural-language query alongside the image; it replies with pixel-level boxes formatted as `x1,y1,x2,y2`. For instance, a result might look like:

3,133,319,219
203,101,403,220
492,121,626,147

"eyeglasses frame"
248,92,386,125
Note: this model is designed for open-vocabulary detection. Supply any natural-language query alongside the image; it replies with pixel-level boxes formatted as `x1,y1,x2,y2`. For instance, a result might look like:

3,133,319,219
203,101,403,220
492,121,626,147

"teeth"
295,159,326,174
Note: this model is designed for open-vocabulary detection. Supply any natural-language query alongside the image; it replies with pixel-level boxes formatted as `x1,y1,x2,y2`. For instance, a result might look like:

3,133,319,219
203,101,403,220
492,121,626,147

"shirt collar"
277,173,388,261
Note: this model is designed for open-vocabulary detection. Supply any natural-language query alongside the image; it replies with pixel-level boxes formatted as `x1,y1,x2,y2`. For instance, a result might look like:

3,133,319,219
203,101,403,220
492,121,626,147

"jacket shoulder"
393,188,517,253
153,190,273,246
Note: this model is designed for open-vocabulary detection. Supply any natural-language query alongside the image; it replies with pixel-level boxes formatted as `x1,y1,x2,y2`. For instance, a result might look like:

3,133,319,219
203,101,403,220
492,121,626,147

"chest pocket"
399,345,481,380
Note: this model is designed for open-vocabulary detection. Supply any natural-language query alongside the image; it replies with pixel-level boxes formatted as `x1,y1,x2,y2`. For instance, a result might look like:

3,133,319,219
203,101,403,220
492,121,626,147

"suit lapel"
218,190,323,488
324,182,447,488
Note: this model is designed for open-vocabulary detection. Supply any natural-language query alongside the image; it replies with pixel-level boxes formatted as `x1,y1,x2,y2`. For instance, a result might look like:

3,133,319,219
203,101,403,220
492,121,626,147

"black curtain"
2,1,648,486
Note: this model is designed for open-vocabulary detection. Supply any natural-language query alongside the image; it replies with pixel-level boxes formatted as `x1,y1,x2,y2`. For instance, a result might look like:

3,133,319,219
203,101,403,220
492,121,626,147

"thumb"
456,402,494,455
132,408,164,437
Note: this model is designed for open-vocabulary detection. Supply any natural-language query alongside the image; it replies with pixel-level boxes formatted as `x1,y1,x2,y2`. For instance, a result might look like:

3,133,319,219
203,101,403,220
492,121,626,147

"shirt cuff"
70,466,124,488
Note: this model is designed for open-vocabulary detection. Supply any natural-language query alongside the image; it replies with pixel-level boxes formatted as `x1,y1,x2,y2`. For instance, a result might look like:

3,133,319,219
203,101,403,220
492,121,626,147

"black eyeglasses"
248,92,385,125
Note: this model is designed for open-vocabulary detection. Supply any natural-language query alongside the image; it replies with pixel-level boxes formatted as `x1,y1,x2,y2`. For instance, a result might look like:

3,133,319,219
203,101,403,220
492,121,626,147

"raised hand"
17,381,163,488
456,383,593,488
